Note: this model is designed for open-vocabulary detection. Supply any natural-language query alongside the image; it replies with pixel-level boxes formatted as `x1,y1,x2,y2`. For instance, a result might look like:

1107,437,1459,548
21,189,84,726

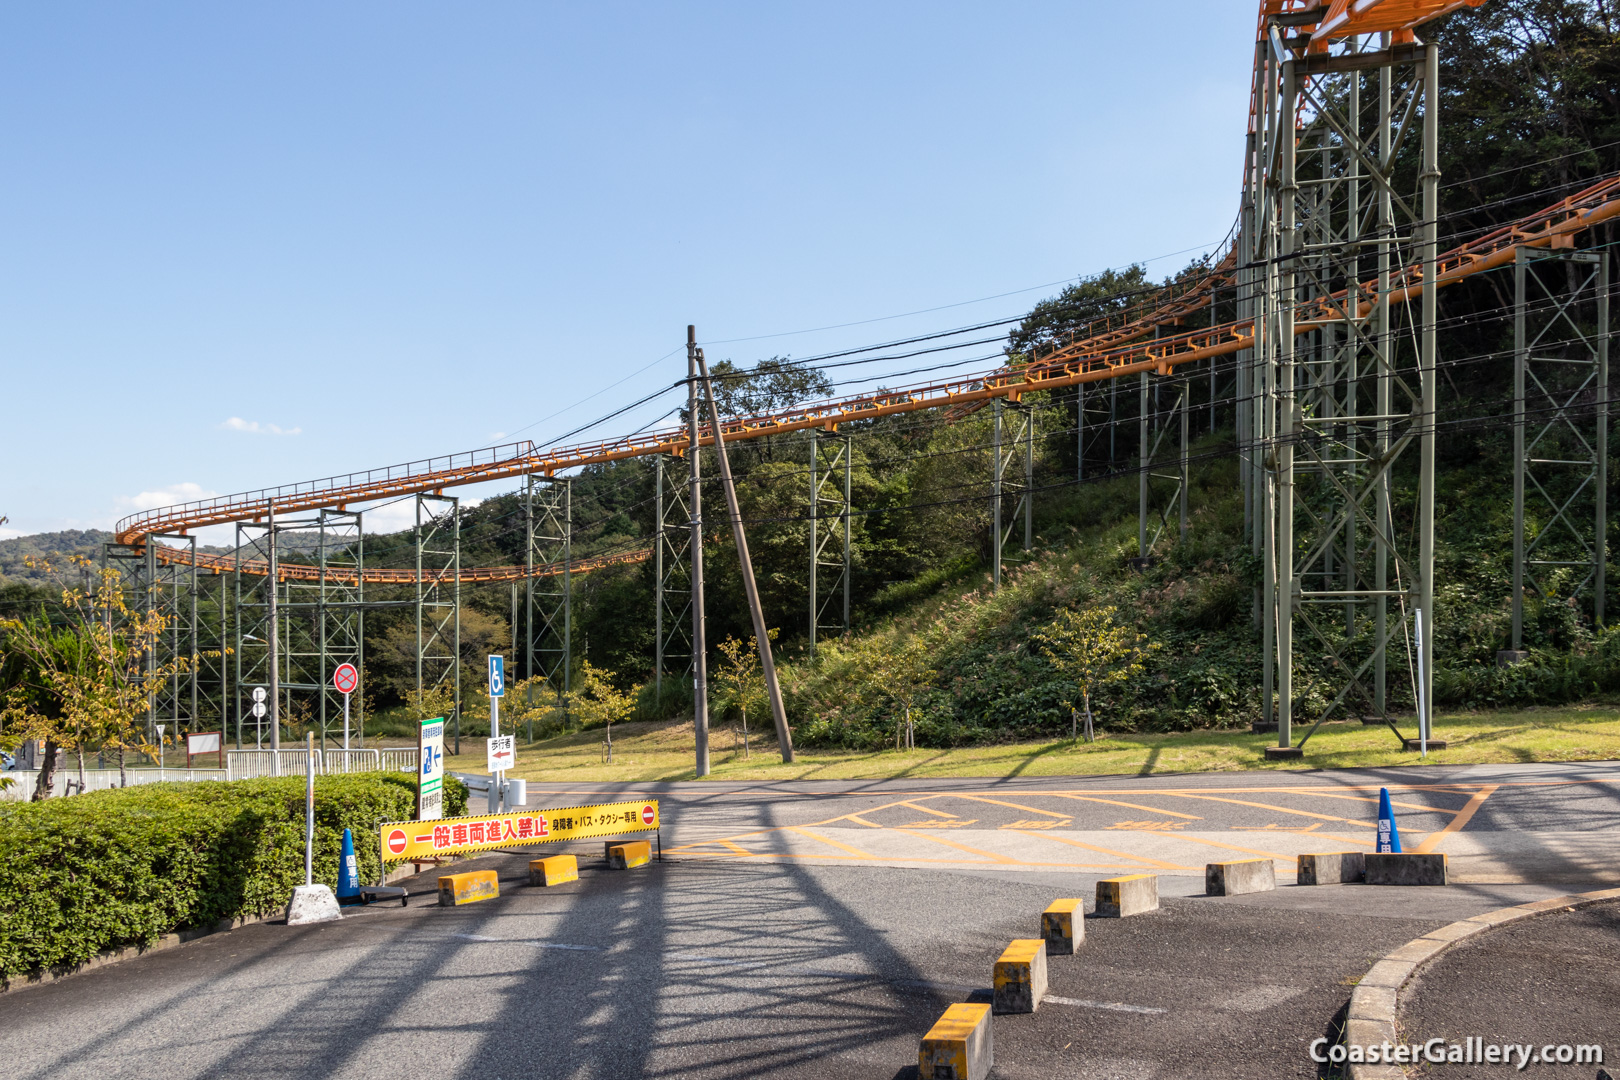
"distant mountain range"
0,529,118,582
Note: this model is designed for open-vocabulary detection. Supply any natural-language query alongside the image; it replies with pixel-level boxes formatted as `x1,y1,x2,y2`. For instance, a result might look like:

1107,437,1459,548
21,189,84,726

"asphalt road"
0,762,1615,1080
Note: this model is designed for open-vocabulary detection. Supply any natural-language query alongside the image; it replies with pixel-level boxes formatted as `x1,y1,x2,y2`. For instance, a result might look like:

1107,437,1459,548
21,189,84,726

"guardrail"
226,748,417,781
1,767,229,801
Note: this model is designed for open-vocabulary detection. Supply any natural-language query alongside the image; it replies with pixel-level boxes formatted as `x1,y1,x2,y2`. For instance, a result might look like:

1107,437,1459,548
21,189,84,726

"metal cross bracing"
1512,247,1610,648
808,431,852,652
1137,371,1191,560
280,511,364,753
653,452,693,700
1248,21,1441,753
990,398,1034,589
416,493,461,754
524,475,572,711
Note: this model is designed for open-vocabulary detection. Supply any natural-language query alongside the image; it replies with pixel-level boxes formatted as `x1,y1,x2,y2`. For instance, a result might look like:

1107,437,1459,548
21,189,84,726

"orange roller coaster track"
123,0,1620,596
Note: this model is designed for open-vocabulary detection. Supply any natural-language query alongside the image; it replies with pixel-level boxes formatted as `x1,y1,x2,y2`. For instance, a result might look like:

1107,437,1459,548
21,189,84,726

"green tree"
1031,605,1153,742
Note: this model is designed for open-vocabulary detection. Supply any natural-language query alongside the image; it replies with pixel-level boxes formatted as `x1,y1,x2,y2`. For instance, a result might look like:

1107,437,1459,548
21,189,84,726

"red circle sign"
387,828,407,856
642,805,655,826
333,663,359,694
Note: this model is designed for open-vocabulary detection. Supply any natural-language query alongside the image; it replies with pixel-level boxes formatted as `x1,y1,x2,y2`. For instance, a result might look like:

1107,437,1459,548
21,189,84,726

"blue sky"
0,2,1253,542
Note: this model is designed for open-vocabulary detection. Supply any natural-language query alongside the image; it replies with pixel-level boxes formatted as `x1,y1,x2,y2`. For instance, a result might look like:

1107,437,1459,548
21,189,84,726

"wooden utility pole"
687,327,709,777
695,346,795,763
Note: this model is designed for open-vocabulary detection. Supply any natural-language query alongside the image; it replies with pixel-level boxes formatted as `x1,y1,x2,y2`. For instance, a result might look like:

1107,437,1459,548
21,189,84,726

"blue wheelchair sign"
488,655,505,698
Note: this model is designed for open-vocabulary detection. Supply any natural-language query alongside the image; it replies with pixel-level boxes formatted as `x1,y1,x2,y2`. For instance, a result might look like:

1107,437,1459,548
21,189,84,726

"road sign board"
378,799,661,861
418,717,446,821
487,735,515,773
251,702,267,718
333,663,359,695
252,687,267,703
488,655,505,698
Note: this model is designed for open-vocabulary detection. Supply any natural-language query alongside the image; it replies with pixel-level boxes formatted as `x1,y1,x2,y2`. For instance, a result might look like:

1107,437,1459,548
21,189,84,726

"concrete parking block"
1205,858,1276,896
918,1002,993,1080
437,870,498,907
608,841,651,870
1040,899,1084,955
992,939,1048,1014
1095,873,1159,917
1298,851,1365,885
528,854,578,887
1365,852,1447,886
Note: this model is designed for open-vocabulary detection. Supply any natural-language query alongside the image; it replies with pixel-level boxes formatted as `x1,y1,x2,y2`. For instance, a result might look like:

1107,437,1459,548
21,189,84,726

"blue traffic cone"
337,828,361,900
1376,788,1402,853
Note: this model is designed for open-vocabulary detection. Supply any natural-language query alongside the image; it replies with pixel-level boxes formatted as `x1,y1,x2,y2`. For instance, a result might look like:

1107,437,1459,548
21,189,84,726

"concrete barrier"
992,939,1048,1014
1365,852,1447,886
1298,851,1365,885
1095,873,1158,917
607,841,651,870
918,1002,993,1080
438,869,499,906
1041,899,1084,955
1205,858,1276,896
529,854,578,887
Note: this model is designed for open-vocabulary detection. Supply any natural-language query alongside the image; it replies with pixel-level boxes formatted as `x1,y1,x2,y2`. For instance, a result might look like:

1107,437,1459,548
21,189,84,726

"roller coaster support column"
688,328,710,776
992,398,1033,589
416,492,460,754
1511,247,1610,650
809,430,852,654
524,473,572,715
653,452,694,703
268,502,280,750
1417,40,1440,744
1139,371,1149,560
1275,53,1298,752
696,343,794,763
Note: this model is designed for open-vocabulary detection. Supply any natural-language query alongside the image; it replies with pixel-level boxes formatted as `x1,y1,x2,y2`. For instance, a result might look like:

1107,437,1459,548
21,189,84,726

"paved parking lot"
0,762,1614,1080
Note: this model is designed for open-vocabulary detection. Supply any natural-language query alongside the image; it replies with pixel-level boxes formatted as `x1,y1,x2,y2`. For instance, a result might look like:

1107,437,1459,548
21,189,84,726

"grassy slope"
507,703,1620,783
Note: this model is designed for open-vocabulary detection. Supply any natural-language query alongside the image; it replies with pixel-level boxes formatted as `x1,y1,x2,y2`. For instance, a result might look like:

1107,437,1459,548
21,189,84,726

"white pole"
157,724,165,782
304,731,315,887
343,692,351,752
1415,609,1427,759
491,695,502,813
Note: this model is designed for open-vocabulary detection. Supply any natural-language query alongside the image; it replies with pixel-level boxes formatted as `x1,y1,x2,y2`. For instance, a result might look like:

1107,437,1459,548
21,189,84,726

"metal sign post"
252,687,267,749
333,663,359,752
487,656,506,811
304,731,316,887
156,724,166,781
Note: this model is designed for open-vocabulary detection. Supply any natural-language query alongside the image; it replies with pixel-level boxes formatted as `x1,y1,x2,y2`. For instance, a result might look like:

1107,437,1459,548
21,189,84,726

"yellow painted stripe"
788,826,879,860
1413,785,1499,854
1012,830,1190,870
945,793,1072,819
1041,793,1204,820
1158,792,1377,828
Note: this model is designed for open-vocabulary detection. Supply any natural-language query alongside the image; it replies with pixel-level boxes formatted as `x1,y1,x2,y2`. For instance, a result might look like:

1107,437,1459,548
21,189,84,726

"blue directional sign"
488,655,505,698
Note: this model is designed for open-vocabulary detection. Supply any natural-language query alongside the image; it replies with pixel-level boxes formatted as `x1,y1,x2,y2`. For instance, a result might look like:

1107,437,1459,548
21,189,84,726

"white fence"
226,748,418,781
1,767,229,802
1,747,420,799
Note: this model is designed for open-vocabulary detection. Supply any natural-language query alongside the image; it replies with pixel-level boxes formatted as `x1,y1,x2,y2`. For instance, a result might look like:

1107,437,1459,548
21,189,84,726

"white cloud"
222,417,302,436
116,482,221,513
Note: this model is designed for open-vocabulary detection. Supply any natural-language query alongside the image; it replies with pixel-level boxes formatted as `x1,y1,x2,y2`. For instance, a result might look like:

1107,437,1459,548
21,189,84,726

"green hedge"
0,773,467,978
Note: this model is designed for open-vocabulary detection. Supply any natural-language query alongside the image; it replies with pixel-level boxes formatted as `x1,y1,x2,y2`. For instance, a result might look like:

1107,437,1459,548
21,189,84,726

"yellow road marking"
1154,833,1295,863
897,799,959,818
907,831,1020,864
843,814,885,829
1413,785,1500,854
1041,793,1205,819
788,826,879,860
1012,830,1189,870
719,840,753,856
1158,792,1377,828
1280,789,1464,816
946,793,1073,818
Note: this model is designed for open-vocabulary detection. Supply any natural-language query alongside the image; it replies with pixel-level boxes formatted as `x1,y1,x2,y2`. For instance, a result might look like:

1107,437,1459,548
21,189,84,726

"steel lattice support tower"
991,398,1034,589
1512,247,1610,647
653,453,693,700
524,476,571,707
1248,28,1440,752
416,493,461,753
808,430,852,653
1137,371,1191,559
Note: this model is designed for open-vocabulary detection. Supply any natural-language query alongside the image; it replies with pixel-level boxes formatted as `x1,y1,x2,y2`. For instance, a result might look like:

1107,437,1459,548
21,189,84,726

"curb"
0,860,432,996
1346,886,1620,1079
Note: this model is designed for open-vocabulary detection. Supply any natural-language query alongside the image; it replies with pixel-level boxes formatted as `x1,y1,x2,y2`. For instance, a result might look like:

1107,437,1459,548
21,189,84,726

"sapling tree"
1031,605,1152,742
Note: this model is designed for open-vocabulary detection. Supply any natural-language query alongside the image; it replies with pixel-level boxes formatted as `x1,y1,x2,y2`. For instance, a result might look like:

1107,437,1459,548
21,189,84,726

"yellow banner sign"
380,799,660,861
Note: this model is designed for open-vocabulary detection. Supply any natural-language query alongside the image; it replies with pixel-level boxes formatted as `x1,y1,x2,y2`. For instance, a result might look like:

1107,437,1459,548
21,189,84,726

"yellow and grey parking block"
1041,899,1084,955
438,869,498,907
529,854,578,887
918,1002,993,1080
607,841,651,870
992,939,1048,1014
1298,851,1365,885
1205,858,1276,896
1095,873,1158,917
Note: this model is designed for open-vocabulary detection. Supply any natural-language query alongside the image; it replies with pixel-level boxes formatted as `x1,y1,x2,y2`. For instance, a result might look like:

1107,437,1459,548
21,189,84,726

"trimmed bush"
0,773,467,978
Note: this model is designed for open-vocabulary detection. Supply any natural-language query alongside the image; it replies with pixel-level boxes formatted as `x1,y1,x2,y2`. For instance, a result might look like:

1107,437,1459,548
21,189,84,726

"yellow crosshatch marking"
1107,820,1188,831
898,818,979,829
1000,819,1072,829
